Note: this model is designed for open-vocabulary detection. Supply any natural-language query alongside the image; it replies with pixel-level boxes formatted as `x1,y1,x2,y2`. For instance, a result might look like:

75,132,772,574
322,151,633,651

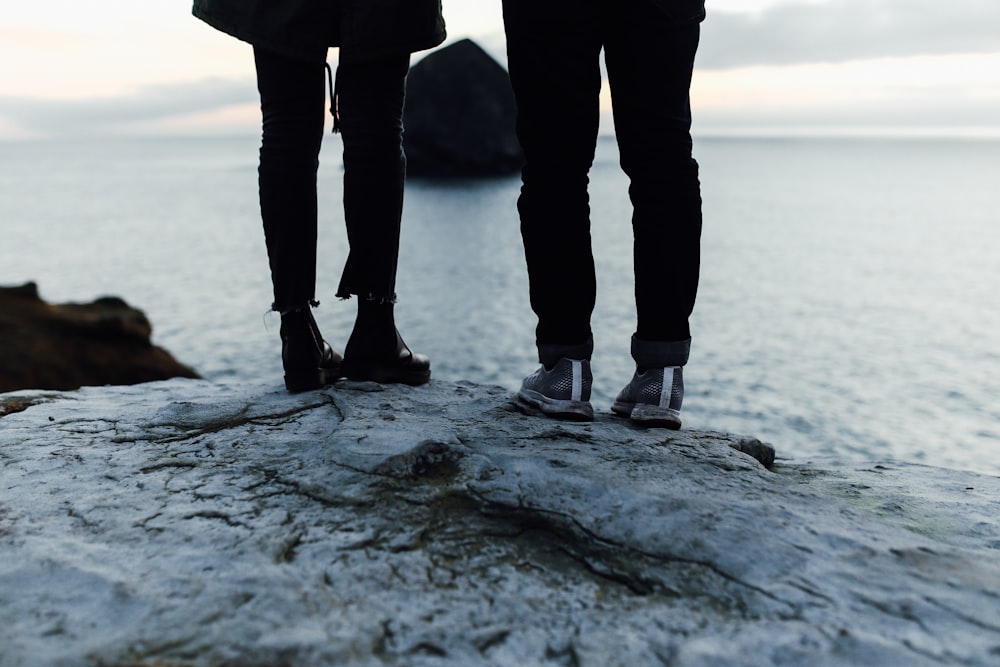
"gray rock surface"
1,379,998,666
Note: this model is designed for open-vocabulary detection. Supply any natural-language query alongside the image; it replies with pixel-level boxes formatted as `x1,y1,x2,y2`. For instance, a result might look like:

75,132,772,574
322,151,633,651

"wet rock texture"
1,379,998,666
0,282,199,393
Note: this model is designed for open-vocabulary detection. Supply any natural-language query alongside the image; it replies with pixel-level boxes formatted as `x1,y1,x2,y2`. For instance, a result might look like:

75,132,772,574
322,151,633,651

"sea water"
1,134,998,474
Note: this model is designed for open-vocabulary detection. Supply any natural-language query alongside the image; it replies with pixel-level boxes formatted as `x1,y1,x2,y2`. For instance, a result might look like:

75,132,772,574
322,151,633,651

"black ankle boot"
280,307,343,393
341,300,430,386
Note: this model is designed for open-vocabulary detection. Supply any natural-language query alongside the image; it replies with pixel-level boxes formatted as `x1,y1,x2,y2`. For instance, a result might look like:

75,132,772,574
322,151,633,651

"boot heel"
284,367,322,393
280,306,343,393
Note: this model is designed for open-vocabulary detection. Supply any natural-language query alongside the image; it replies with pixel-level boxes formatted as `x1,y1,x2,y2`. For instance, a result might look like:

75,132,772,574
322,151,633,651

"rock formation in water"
403,38,523,177
1,377,998,666
0,281,199,392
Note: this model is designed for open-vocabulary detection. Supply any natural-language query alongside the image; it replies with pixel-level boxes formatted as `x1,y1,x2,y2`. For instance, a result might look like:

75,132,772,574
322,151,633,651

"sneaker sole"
611,401,681,430
519,389,594,421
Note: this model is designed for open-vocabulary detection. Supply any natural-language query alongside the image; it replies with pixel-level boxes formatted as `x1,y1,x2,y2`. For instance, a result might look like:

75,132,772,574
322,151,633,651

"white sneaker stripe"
571,360,582,401
660,367,673,407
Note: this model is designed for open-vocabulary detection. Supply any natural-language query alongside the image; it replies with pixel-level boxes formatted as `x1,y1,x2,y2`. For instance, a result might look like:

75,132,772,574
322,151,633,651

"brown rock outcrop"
0,282,199,393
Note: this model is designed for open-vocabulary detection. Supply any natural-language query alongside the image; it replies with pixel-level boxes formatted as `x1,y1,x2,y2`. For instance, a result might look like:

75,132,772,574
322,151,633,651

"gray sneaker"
611,366,683,429
518,358,594,421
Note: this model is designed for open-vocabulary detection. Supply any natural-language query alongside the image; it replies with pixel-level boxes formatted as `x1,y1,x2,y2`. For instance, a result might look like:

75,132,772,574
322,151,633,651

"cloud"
699,0,1000,69
690,50,1000,135
0,77,257,137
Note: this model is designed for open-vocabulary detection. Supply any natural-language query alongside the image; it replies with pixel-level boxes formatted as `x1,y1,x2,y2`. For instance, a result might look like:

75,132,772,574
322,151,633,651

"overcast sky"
1,0,999,139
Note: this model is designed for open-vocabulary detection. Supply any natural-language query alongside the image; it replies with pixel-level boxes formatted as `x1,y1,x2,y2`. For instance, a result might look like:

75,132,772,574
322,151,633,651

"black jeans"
254,47,410,312
503,0,702,362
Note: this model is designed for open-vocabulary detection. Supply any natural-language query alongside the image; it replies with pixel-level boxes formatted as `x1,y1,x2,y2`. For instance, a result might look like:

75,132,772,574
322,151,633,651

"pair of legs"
504,0,702,424
256,46,407,309
254,46,429,390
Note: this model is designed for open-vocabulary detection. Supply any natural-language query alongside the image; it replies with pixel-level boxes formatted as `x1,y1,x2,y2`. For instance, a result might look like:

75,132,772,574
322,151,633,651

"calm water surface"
1,135,997,474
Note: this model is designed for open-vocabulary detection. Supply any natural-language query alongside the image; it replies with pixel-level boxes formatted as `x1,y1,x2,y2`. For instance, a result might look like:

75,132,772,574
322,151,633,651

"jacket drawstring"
326,62,340,134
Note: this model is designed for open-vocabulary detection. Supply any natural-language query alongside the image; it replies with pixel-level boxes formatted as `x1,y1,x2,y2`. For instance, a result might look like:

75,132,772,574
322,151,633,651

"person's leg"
334,54,430,385
502,0,604,367
254,47,341,391
604,5,702,362
254,46,326,313
604,4,701,427
503,0,604,419
334,55,410,302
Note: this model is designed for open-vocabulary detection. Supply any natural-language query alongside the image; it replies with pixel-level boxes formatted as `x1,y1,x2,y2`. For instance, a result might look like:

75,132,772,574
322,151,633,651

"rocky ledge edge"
1,378,998,666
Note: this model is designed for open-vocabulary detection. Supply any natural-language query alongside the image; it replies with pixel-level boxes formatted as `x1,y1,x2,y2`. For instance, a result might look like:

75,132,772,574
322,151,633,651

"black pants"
503,0,702,361
254,47,410,312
